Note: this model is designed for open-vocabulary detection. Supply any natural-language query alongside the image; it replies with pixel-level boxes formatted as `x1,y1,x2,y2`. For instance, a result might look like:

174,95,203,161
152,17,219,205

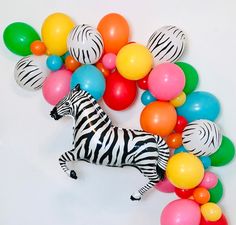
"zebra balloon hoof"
51,84,170,200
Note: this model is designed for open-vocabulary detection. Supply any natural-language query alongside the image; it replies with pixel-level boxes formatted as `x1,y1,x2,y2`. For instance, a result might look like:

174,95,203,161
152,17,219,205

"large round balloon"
166,152,204,189
182,119,222,156
148,63,185,100
147,25,186,65
140,101,177,137
14,55,50,91
160,199,201,225
103,71,137,110
3,22,40,56
41,13,75,55
71,65,105,100
116,43,153,80
67,24,104,64
97,13,129,54
177,91,221,122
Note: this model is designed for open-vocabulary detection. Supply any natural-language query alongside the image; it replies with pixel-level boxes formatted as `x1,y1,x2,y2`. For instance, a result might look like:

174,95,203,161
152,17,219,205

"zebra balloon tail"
50,85,170,201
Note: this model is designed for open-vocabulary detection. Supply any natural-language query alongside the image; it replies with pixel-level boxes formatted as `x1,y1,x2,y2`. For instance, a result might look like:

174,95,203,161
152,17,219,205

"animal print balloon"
147,25,186,65
14,55,50,91
182,119,222,156
67,24,104,64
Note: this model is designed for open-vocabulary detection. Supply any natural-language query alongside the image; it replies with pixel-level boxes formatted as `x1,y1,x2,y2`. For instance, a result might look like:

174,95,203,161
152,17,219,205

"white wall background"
0,0,235,224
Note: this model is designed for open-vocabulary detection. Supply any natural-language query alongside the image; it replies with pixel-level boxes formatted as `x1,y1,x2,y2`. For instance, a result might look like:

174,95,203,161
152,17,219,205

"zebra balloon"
50,85,170,200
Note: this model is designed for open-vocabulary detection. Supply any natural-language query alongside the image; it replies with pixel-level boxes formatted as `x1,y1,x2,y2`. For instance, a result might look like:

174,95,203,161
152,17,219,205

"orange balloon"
65,55,81,72
30,40,47,55
97,13,129,54
193,187,210,204
96,62,110,77
166,133,183,149
140,101,177,137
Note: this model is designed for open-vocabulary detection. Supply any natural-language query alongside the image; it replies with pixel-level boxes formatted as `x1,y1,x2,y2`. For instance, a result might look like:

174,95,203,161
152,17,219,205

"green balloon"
175,62,199,94
3,22,40,56
209,178,223,203
210,136,235,166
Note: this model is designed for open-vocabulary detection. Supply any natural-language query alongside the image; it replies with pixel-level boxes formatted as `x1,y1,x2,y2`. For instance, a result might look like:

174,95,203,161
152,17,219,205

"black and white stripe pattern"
67,24,104,64
182,119,222,156
14,55,49,91
50,85,170,200
147,25,186,65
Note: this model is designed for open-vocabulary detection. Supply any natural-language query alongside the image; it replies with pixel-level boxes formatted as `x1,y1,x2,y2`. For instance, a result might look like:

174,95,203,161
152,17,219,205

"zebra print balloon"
14,55,50,91
147,25,186,65
67,24,104,64
182,119,222,156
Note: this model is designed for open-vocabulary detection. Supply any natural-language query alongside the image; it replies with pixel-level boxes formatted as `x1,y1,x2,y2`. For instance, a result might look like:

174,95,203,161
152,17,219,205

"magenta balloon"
155,177,175,193
199,171,218,189
161,199,201,225
148,63,185,100
42,69,72,105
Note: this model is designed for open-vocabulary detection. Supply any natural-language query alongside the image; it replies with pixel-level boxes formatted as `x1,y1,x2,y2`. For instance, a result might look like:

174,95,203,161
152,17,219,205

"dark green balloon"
3,22,40,56
210,136,235,166
175,62,199,94
209,179,223,203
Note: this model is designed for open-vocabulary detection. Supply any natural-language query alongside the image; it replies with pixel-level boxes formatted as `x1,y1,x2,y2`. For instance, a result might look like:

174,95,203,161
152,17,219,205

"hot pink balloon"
148,63,185,100
199,171,218,189
155,177,175,193
161,199,201,225
102,53,116,70
42,69,72,105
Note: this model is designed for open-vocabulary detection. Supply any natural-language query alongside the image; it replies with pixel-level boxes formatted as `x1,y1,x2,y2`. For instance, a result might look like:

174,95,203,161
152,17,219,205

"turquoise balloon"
199,156,211,169
174,146,187,154
71,65,105,100
176,91,220,122
141,90,156,105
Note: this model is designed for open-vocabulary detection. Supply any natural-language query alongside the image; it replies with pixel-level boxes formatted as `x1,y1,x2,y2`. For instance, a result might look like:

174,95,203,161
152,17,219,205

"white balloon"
147,25,186,65
182,119,222,156
14,55,50,91
67,24,104,64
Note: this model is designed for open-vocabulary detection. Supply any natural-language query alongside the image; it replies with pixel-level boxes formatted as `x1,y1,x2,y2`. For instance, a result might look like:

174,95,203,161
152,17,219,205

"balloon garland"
3,11,235,225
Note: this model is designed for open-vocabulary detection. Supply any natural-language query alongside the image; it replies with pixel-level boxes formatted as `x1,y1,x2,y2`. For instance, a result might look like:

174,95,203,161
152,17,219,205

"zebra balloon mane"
50,85,170,200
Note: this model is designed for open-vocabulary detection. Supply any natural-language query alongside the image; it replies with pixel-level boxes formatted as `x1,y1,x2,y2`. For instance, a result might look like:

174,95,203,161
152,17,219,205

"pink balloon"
199,171,218,189
148,63,185,100
161,199,201,225
102,53,116,70
42,69,72,105
155,177,175,193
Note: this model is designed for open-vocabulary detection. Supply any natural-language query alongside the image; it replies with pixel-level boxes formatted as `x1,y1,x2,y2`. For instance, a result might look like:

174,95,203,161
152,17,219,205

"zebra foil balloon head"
50,85,170,201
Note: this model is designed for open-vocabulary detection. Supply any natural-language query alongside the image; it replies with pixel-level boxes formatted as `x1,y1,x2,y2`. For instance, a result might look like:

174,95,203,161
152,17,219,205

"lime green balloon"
175,62,199,94
3,22,40,56
209,179,223,203
210,136,235,166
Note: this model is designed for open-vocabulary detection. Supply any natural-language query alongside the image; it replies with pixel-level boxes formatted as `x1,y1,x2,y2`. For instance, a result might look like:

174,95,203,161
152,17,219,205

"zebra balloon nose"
50,108,60,120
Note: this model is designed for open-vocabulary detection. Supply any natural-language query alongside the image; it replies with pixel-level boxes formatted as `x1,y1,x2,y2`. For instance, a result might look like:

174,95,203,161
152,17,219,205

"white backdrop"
0,1,236,225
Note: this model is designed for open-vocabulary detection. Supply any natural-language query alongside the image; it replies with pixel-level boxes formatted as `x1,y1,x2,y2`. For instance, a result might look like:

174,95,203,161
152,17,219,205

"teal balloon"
71,65,105,100
141,90,156,105
176,91,220,122
199,156,211,169
174,146,187,154
3,22,40,56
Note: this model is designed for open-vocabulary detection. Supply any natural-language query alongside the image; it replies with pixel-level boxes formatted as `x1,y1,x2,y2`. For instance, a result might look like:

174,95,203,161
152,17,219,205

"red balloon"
103,71,137,110
200,214,228,225
174,115,188,133
175,187,194,199
137,75,149,90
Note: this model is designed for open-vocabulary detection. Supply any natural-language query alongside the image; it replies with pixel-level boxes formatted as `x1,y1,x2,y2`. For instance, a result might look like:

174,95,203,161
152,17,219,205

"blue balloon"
200,156,211,169
46,55,63,71
71,65,105,100
174,146,188,154
176,91,220,122
141,90,156,105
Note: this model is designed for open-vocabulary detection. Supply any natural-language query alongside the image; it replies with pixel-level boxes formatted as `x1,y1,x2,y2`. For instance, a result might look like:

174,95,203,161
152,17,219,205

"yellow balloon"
201,203,222,221
41,13,75,55
116,43,153,80
166,152,204,189
170,91,186,107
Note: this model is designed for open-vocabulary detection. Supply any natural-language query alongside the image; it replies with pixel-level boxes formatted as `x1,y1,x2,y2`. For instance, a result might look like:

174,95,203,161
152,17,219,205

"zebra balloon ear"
75,84,81,91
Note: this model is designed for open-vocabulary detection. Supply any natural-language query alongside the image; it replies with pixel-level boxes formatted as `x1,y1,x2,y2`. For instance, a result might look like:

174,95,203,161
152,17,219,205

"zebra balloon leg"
50,85,170,200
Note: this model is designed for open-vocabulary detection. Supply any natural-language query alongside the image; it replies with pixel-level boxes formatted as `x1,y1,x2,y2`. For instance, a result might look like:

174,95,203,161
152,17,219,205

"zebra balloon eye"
65,102,70,106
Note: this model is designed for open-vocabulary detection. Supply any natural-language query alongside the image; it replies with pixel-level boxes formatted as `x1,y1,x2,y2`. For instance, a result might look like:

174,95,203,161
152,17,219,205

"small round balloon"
147,25,186,65
201,203,222,222
46,55,63,71
182,119,222,156
155,177,175,193
14,55,50,91
141,90,156,106
199,171,218,190
67,24,104,64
